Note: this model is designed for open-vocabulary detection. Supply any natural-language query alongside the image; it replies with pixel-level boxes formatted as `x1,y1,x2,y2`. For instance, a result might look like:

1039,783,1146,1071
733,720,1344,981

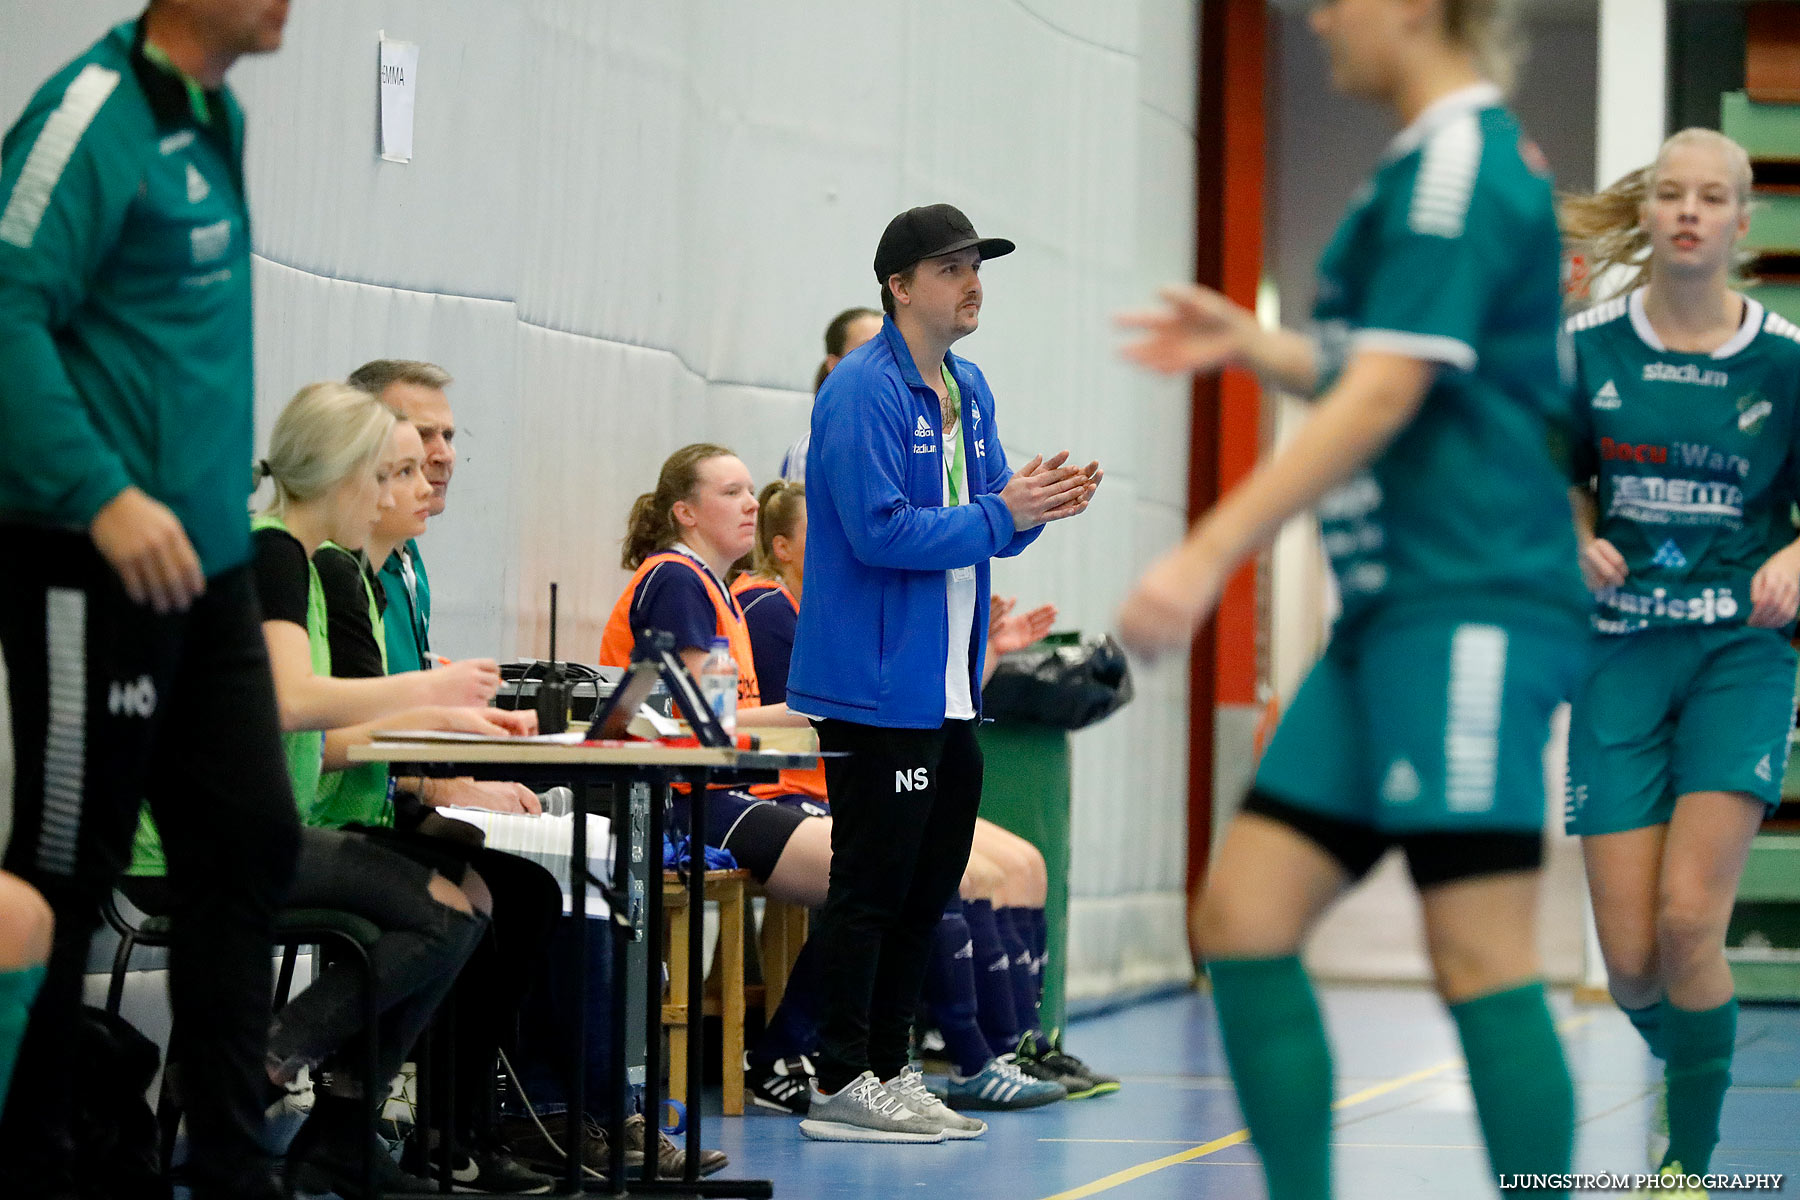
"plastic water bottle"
699,636,738,737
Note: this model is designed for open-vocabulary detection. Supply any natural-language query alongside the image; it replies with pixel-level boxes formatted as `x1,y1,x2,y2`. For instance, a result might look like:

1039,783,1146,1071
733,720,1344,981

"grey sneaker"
884,1067,986,1140
799,1071,947,1143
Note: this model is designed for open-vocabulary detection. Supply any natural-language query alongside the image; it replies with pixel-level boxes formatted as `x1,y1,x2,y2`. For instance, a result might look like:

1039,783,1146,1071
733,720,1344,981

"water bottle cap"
710,636,729,650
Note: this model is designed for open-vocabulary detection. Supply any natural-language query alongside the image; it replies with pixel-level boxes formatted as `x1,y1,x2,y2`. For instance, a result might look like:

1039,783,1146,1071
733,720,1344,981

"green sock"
1661,997,1735,1173
0,964,47,1108
1207,956,1332,1200
1623,1000,1666,1059
1449,981,1574,1195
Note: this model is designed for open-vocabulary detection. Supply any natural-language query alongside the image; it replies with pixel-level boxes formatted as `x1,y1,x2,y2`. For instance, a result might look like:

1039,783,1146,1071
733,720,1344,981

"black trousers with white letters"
810,717,982,1094
0,524,299,1199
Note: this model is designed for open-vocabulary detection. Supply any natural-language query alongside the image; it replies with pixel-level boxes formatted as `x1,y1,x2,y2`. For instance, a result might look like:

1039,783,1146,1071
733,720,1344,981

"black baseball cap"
873,203,1015,282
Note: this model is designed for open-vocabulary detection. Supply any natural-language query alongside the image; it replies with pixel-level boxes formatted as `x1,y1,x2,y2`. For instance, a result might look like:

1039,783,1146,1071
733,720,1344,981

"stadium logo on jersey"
1380,758,1421,806
1599,438,1665,465
1592,380,1620,410
1737,392,1772,435
1650,539,1688,570
1643,362,1729,388
1596,585,1739,624
185,162,210,204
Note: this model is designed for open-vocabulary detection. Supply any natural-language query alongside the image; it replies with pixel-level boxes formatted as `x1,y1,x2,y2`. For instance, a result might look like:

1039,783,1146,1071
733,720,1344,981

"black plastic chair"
102,889,387,1197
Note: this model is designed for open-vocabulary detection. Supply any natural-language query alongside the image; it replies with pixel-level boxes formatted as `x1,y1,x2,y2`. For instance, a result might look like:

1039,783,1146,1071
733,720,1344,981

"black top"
315,544,386,680
251,526,309,628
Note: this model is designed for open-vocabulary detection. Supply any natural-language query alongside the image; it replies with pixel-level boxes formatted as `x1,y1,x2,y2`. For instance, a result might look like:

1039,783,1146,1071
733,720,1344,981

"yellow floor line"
1036,1013,1594,1200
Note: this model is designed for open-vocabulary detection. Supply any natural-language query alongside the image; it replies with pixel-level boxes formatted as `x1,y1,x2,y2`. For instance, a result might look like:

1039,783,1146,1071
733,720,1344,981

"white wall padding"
3,0,1199,1007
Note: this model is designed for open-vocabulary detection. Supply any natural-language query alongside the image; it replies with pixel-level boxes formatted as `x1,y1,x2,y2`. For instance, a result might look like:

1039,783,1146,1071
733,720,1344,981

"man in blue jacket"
789,204,1100,1141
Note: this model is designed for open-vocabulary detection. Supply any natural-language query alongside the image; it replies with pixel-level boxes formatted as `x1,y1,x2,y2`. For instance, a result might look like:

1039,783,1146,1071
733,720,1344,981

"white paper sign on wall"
378,34,419,164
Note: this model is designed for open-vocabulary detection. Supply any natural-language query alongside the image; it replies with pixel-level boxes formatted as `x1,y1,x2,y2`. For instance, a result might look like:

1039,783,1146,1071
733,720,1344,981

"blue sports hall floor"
700,985,1800,1199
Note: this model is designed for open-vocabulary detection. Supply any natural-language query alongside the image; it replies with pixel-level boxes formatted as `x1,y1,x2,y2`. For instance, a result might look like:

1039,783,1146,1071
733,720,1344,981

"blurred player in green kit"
1118,0,1587,1196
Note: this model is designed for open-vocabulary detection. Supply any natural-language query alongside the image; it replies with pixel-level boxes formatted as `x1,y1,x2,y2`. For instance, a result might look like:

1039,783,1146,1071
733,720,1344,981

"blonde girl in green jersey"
1563,129,1800,1191
1120,2,1585,1197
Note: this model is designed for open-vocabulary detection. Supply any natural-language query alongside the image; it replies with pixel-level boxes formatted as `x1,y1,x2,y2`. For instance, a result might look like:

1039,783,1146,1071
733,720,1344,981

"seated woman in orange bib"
599,444,829,903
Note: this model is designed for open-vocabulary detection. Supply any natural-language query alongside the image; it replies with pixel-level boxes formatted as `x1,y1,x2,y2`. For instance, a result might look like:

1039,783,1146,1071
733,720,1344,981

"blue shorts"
1256,615,1584,834
1565,625,1797,835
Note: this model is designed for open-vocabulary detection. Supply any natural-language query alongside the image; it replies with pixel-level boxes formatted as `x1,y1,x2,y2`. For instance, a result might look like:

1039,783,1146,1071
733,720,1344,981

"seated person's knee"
427,871,477,918
459,868,493,916
960,850,1003,902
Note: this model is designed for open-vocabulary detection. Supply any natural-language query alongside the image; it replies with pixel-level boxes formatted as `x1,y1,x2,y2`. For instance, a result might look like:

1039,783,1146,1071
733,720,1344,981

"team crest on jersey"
1592,380,1620,410
1650,539,1688,569
1519,136,1551,179
1737,392,1772,435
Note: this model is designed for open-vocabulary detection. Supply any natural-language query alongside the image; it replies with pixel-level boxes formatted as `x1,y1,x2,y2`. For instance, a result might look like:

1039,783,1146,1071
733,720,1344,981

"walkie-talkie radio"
533,581,572,735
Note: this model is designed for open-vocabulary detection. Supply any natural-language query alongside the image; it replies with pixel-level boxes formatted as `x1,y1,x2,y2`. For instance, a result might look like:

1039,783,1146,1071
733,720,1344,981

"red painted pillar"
1187,0,1267,903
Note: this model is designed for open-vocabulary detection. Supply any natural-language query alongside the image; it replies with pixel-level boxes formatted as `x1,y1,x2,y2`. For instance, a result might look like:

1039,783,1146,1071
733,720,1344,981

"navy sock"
922,898,996,1078
995,906,1043,1042
964,899,1021,1057
748,933,823,1068
1021,906,1047,989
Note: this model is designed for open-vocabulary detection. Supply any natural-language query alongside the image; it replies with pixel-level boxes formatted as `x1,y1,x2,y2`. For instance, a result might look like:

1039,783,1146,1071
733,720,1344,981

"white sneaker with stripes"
943,1053,1067,1111
800,1072,948,1143
884,1067,986,1139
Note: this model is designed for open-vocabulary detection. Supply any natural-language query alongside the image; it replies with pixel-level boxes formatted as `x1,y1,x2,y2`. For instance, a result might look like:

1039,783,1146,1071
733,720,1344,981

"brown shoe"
624,1113,729,1178
497,1113,728,1180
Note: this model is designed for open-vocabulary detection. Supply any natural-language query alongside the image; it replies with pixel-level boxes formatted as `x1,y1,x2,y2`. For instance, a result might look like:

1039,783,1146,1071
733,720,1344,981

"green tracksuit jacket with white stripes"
0,18,255,576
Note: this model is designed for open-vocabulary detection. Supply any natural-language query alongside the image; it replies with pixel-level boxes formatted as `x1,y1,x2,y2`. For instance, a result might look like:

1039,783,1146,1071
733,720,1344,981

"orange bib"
730,575,827,802
601,554,823,801
601,551,760,704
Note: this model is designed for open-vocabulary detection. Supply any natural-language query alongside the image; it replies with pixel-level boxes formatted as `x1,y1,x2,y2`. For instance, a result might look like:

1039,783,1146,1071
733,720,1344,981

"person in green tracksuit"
1118,2,1586,1196
1562,128,1800,1189
0,7,300,1197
